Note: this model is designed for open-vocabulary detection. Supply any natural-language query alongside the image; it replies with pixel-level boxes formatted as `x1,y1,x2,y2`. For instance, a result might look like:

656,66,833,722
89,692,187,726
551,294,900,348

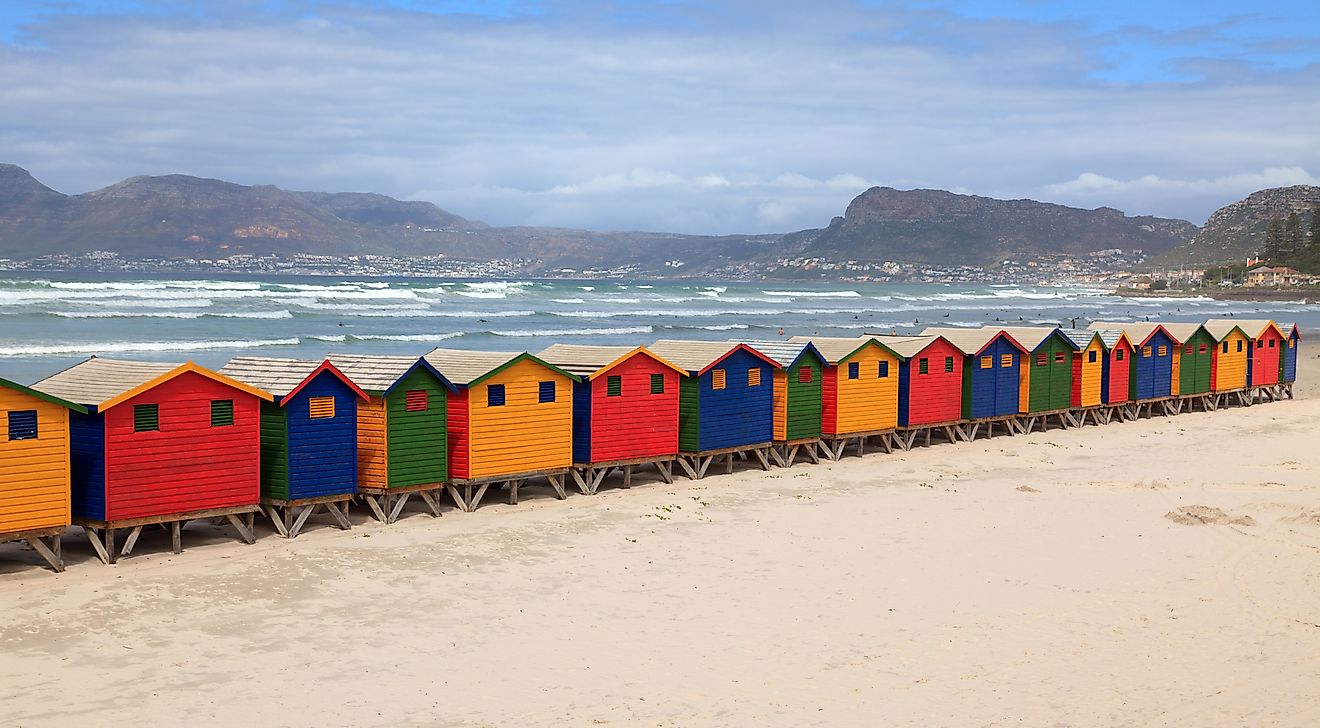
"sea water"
1,273,1315,384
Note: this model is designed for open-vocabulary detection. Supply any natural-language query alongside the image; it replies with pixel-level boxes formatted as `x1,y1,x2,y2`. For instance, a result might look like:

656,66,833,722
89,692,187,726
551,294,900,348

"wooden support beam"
84,528,109,565
225,513,256,544
387,493,411,524
26,535,63,573
417,489,442,518
549,474,568,499
657,460,674,484
468,483,491,510
362,494,389,523
288,504,317,537
445,484,470,513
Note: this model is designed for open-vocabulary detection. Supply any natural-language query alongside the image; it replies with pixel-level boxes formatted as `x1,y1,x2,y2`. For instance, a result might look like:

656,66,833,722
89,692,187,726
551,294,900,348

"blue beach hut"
1089,323,1179,400
647,340,780,478
920,327,1029,420
1281,323,1300,384
219,357,368,536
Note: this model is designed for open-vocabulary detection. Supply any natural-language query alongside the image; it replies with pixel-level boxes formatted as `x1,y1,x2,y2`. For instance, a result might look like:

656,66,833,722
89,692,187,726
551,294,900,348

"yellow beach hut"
0,376,86,572
424,348,576,510
1202,320,1251,397
788,335,902,458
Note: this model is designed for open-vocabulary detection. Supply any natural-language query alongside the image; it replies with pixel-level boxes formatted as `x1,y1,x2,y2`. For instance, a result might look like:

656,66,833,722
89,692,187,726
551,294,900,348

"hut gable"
0,378,84,534
538,344,683,464
1279,323,1301,383
789,336,900,434
990,327,1077,412
922,328,1029,419
1062,331,1106,407
872,335,964,427
648,340,776,452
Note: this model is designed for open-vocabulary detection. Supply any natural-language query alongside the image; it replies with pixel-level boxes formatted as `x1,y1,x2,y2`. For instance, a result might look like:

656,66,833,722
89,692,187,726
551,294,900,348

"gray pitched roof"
784,336,886,364
219,356,326,397
867,335,938,359
1204,318,1278,339
1087,321,1173,345
983,326,1070,351
647,339,745,372
919,327,1027,355
424,347,525,386
327,353,429,393
732,340,818,368
536,344,638,377
33,356,182,406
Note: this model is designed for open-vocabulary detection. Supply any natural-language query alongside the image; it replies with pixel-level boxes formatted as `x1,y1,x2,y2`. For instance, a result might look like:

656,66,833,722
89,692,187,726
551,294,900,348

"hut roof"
1091,329,1131,351
536,344,686,379
33,357,273,410
1061,329,1103,350
327,354,455,395
1087,322,1181,346
424,348,574,387
918,327,1028,355
1158,323,1207,343
0,376,88,414
220,357,368,403
985,326,1078,351
647,340,780,374
1204,318,1285,340
733,340,824,368
866,335,943,359
784,335,900,364
1279,323,1301,339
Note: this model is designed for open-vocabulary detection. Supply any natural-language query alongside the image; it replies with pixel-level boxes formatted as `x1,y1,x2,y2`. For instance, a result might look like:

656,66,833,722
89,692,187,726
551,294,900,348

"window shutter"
210,399,234,427
712,369,726,390
980,356,992,369
1158,345,1167,357
847,362,859,380
1199,344,1207,354
405,389,428,412
747,368,761,387
6,410,37,441
1088,351,1097,363
1116,349,1124,361
487,384,505,407
1143,346,1152,358
538,380,556,403
606,375,622,397
878,361,889,378
650,373,665,394
1000,354,1013,368
308,396,335,419
798,367,813,384
134,404,159,432
1053,352,1066,364
1036,353,1047,366
945,356,954,372
918,358,928,375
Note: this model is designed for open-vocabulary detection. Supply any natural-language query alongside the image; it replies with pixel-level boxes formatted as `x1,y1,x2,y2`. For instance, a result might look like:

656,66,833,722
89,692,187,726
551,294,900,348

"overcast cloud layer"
1,1,1318,234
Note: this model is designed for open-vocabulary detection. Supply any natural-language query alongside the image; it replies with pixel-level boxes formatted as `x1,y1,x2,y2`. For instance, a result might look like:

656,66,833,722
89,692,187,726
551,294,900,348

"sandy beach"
1,352,1317,727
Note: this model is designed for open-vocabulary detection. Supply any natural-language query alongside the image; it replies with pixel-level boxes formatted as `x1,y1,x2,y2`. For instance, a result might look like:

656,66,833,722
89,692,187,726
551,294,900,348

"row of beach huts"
0,319,1302,572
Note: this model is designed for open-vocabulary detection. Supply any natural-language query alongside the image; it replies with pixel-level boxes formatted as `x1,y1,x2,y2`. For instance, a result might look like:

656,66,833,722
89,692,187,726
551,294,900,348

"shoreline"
1114,285,1320,303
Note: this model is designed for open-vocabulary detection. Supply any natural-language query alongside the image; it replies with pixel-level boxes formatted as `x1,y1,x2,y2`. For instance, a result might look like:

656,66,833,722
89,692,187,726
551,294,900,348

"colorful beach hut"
219,357,368,537
1280,323,1301,388
646,340,780,479
988,327,1079,419
786,336,905,456
536,344,686,493
730,340,826,465
1208,319,1288,391
1160,323,1215,398
1061,330,1108,409
0,377,86,572
1090,329,1134,407
919,327,1028,428
424,348,575,509
1089,323,1180,402
326,354,454,523
32,357,272,563
869,335,965,448
1200,321,1251,397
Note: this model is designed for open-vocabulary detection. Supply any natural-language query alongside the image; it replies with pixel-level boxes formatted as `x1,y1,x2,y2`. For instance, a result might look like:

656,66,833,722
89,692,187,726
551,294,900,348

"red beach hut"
33,357,273,563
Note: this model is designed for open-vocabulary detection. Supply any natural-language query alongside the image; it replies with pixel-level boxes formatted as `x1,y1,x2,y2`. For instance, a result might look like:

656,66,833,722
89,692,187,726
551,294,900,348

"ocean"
1,273,1315,384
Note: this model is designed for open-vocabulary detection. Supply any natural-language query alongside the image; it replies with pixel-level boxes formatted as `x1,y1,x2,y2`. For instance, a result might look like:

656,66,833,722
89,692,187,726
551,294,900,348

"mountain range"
0,162,1282,273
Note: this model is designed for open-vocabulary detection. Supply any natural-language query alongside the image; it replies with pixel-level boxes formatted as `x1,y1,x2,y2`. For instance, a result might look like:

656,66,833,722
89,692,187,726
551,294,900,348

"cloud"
0,1,1317,234
1044,167,1320,220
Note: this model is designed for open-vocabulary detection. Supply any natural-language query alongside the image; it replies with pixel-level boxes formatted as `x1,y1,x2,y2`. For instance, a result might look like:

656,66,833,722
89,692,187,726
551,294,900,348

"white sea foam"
351,332,464,342
0,338,300,357
762,290,862,298
551,298,586,304
687,323,750,330
307,334,349,342
54,310,293,320
489,326,654,337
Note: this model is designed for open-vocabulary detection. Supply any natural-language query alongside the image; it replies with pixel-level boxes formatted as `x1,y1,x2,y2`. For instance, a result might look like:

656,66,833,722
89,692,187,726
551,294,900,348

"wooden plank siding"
678,375,701,452
1282,328,1300,383
1175,328,1214,395
1070,338,1105,408
284,370,360,499
384,367,447,488
1210,330,1250,391
0,389,71,533
68,411,106,520
897,339,963,427
1026,334,1075,412
1132,329,1177,400
100,371,261,521
965,336,1023,420
693,348,775,451
259,401,289,500
446,391,471,480
356,395,389,489
829,345,898,434
465,359,573,479
582,354,680,463
1249,326,1285,387
1101,337,1133,404
772,370,788,441
784,356,823,440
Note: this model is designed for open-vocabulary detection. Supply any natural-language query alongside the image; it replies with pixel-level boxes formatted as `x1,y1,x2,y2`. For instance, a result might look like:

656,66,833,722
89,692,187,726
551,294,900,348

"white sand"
2,351,1319,727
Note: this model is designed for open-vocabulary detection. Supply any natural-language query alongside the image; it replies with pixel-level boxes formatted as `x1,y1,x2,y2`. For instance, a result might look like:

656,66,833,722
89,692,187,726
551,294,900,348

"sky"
1,0,1318,234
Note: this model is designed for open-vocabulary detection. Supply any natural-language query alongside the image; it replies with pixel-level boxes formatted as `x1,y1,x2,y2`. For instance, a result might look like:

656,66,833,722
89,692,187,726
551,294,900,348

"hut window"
7,410,38,441
538,381,557,403
1222,341,1229,354
405,390,428,412
1000,354,1013,368
606,375,622,397
878,361,889,378
1290,340,1295,348
210,399,234,427
1053,352,1066,364
918,358,929,375
1116,349,1124,361
712,369,726,390
1269,339,1276,348
847,362,860,380
798,367,813,384
944,356,954,373
308,396,335,419
1158,346,1167,357
1236,340,1243,353
650,374,665,394
1088,351,1097,363
1035,353,1047,367
748,368,762,387
133,404,159,432
1184,345,1193,355
487,384,505,407
1198,344,1208,354
1142,346,1152,358
980,356,993,369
